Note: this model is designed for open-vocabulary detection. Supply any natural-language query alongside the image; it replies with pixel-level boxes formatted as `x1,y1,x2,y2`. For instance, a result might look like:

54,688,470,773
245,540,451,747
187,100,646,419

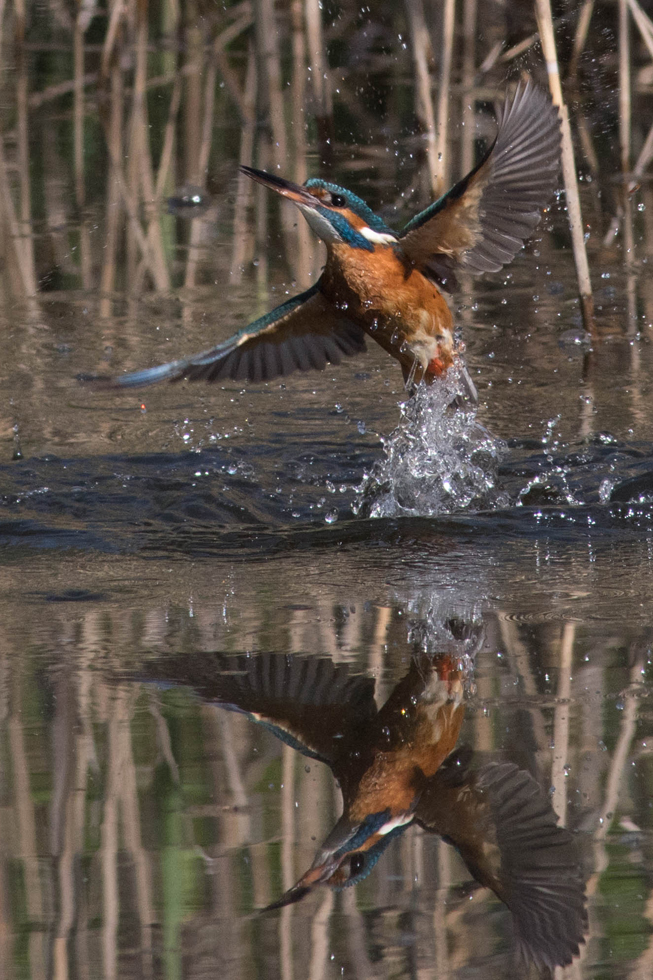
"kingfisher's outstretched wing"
113,283,366,388
416,754,586,970
151,651,378,769
399,82,561,290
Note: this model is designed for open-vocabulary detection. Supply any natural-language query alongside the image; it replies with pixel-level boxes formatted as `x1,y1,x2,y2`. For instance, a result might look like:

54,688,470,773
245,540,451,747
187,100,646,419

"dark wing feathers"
150,651,378,770
114,282,366,388
400,82,561,283
416,758,586,970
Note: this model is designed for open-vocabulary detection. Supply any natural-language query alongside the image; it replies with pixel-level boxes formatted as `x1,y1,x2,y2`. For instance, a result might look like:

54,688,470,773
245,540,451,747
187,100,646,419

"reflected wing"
114,283,366,387
399,83,560,289
154,652,378,769
416,755,586,970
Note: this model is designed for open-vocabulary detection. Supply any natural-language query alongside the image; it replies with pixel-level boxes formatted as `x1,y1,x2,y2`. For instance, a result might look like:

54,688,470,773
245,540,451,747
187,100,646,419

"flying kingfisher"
151,648,586,970
111,82,560,397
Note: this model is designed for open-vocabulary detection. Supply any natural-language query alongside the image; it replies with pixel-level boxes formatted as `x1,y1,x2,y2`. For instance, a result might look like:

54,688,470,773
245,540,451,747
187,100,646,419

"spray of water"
354,364,507,518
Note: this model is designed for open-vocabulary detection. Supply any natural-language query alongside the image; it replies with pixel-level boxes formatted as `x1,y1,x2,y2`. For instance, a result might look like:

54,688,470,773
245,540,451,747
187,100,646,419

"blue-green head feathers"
305,178,392,234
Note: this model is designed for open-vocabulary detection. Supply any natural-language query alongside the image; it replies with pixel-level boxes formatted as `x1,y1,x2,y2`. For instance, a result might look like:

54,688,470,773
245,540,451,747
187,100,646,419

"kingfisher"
151,648,586,969
110,81,560,397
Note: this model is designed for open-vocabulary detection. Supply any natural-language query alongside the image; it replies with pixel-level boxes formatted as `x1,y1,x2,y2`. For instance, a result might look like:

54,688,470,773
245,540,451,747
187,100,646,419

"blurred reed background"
0,0,653,314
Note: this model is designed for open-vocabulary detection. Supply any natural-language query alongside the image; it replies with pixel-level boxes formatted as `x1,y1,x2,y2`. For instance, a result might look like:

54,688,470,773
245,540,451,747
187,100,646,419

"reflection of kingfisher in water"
159,649,586,970
113,82,559,399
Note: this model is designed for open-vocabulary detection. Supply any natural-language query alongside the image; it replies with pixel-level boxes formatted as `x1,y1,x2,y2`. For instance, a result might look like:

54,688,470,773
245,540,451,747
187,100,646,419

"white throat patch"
360,227,397,245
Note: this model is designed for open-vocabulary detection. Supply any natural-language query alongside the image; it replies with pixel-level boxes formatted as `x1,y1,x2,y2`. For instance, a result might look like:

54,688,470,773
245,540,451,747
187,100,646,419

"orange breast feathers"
323,236,455,380
347,699,466,824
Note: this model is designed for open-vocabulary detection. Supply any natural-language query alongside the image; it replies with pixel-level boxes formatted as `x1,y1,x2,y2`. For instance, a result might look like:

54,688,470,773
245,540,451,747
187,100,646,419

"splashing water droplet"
353,364,505,518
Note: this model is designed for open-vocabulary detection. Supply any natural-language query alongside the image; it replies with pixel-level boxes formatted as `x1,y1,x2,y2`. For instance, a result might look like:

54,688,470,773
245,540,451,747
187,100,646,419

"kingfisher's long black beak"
240,166,322,208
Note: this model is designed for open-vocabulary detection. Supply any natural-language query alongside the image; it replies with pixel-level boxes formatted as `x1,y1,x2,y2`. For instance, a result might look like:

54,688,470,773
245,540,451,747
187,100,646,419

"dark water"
2,10,653,978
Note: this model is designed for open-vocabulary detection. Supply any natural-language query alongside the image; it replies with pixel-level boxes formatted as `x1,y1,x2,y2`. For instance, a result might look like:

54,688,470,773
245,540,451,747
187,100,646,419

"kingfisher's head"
241,166,397,251
263,807,413,910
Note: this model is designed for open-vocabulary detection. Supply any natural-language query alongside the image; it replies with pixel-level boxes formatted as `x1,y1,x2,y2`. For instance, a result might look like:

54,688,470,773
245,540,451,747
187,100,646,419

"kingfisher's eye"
349,853,365,877
330,193,346,208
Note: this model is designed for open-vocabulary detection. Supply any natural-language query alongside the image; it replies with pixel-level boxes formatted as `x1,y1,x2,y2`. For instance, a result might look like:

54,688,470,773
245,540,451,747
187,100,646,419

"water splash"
354,365,507,518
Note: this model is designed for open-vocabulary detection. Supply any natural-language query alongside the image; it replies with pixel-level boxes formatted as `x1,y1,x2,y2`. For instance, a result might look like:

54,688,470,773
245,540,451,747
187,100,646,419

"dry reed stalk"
154,76,181,201
230,40,257,282
184,38,219,289
478,39,503,73
100,0,125,82
619,0,639,347
130,76,181,293
256,0,287,172
101,129,168,290
405,0,440,196
256,0,298,274
74,8,93,288
14,10,36,294
13,0,24,45
500,33,537,63
626,0,653,61
74,14,85,210
568,0,594,79
436,0,456,192
575,111,600,178
29,71,97,108
535,0,595,336
213,13,254,119
461,0,476,177
291,0,313,288
0,139,36,295
183,16,204,185
181,11,256,288
100,59,123,309
130,0,170,292
255,142,270,312
631,121,653,187
305,0,333,166
620,0,632,178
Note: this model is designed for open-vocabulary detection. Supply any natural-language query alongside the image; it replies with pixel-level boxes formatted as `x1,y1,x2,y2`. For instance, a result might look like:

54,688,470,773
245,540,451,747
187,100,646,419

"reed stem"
405,0,440,196
535,0,595,336
436,0,456,193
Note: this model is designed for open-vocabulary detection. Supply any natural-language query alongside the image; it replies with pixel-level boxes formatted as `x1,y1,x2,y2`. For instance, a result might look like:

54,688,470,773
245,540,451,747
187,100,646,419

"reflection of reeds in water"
0,587,649,975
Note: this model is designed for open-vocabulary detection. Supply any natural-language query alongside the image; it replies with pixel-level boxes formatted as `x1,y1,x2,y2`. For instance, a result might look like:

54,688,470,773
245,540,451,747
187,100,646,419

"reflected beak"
262,859,338,912
240,165,322,209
